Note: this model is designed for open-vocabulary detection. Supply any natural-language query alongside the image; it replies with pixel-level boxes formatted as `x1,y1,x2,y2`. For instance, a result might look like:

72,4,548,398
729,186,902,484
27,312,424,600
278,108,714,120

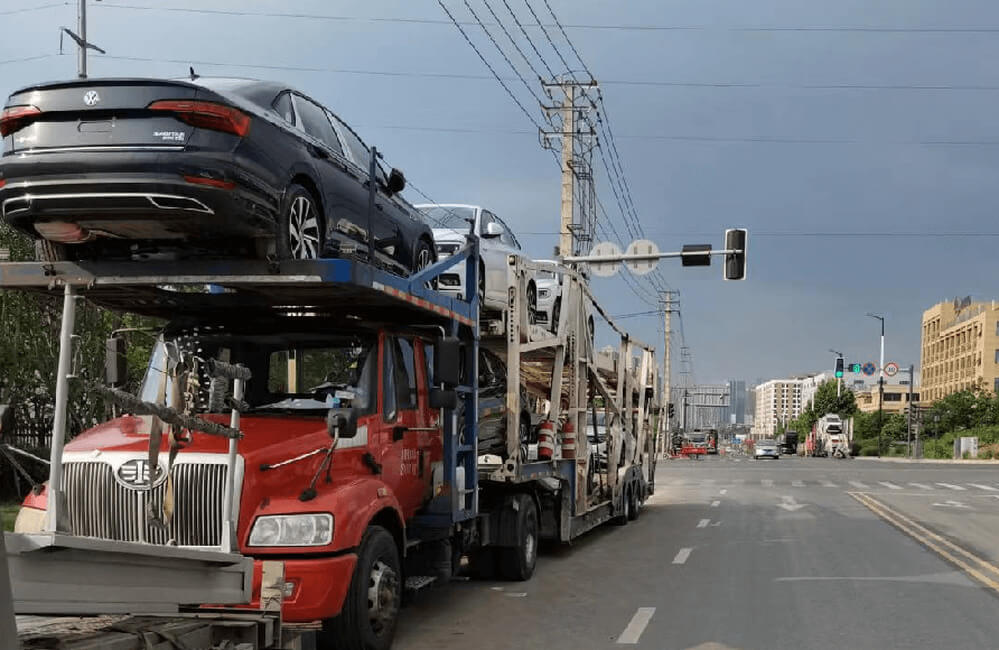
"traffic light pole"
659,291,678,456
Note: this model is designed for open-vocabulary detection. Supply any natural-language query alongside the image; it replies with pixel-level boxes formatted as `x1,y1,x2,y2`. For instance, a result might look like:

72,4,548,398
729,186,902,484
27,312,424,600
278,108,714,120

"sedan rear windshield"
420,206,476,229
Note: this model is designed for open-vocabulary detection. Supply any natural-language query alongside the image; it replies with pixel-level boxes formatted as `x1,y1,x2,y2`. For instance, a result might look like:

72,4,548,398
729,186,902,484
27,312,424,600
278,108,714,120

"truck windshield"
138,330,377,414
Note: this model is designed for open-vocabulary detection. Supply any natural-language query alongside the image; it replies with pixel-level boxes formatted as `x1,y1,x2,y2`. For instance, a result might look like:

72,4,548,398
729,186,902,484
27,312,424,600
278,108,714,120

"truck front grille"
63,460,229,546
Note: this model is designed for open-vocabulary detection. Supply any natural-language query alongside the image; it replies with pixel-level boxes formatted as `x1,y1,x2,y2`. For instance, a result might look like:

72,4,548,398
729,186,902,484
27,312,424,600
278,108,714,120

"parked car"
416,204,537,318
469,347,533,459
0,77,436,273
754,439,781,460
534,260,562,333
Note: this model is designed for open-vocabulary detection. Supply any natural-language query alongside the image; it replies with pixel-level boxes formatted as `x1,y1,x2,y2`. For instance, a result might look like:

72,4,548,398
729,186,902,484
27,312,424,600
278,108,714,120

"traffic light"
668,403,675,419
835,357,844,378
723,228,748,280
847,362,862,373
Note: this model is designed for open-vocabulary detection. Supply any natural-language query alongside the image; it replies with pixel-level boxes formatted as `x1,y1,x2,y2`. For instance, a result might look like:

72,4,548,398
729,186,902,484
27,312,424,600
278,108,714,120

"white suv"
416,204,537,317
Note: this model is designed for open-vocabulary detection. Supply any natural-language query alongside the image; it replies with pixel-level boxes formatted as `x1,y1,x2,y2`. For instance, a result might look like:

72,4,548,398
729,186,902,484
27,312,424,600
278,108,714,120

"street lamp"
867,313,885,457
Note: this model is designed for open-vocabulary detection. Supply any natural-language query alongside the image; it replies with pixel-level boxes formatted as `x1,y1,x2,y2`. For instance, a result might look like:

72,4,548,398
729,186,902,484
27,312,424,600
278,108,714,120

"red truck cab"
17,319,452,648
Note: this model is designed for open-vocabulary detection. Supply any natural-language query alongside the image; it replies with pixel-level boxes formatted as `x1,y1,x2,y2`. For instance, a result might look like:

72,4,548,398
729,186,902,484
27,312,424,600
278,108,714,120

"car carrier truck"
2,237,659,648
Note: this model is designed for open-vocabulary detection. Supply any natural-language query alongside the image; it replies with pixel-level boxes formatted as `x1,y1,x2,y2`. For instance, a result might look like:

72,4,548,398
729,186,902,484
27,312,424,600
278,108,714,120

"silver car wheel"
288,196,320,259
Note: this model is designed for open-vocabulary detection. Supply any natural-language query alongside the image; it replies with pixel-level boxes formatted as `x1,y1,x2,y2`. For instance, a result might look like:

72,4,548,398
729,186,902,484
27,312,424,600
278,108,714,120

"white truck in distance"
815,413,853,458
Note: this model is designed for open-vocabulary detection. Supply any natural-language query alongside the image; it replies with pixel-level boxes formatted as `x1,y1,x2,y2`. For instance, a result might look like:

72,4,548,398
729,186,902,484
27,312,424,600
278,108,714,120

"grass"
1,502,19,532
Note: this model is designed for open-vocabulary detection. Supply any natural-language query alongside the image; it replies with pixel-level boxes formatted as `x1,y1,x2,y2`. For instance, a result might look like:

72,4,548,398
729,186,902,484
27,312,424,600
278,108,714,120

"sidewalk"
855,456,999,465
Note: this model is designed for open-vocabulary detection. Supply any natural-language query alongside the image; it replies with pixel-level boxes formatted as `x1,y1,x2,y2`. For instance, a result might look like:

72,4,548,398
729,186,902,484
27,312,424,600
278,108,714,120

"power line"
520,0,572,74
0,2,66,16
499,0,554,78
0,53,60,66
480,0,545,82
461,0,549,109
92,5,999,34
435,3,543,130
540,0,592,78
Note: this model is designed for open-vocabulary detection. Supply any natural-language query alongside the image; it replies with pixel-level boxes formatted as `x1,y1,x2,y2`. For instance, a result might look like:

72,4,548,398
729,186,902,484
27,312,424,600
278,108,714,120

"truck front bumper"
248,553,358,622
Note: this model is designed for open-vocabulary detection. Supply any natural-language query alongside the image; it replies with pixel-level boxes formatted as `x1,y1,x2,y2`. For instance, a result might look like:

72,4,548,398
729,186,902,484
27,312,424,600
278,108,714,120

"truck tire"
613,486,630,526
498,494,538,581
627,483,640,521
320,526,401,650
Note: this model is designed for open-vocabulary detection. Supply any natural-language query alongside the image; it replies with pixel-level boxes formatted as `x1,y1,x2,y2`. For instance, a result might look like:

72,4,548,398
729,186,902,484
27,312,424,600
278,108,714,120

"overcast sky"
3,0,998,386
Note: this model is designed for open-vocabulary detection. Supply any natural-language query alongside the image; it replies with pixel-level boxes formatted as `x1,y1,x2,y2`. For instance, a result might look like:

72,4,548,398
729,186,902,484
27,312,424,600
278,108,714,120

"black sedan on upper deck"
0,77,436,272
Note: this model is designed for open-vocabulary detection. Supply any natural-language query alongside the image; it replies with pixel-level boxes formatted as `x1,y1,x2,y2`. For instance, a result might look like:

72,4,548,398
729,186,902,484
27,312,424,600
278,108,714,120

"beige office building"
855,383,920,414
921,299,999,404
752,379,802,438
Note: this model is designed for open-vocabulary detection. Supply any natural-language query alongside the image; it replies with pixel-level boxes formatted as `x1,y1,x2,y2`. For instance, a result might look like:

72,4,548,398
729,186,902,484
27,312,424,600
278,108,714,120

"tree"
809,380,857,420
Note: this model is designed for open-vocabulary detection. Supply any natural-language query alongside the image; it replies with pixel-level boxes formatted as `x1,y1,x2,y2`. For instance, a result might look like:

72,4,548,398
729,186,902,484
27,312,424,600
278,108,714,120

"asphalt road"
394,455,999,650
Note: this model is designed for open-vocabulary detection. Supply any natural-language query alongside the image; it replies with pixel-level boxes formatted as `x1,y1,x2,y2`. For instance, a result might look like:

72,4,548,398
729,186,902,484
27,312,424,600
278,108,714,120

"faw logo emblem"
83,90,100,106
115,458,166,489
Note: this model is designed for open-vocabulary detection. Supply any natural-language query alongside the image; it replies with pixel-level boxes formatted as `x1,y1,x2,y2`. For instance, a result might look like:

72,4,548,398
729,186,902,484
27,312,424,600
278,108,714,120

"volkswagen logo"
83,90,101,106
115,458,166,490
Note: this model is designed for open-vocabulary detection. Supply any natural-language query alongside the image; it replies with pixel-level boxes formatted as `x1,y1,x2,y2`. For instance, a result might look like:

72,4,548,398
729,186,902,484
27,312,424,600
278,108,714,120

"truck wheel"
320,526,401,650
613,486,630,526
498,494,538,581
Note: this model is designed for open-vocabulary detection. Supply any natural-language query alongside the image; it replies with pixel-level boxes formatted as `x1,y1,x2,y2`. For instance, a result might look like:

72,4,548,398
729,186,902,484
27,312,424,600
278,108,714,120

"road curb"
854,457,999,465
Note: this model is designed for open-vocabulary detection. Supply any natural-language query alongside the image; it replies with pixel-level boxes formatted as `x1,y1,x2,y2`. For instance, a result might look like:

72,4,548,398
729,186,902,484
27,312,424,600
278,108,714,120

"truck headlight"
538,289,550,299
248,513,333,547
14,506,45,534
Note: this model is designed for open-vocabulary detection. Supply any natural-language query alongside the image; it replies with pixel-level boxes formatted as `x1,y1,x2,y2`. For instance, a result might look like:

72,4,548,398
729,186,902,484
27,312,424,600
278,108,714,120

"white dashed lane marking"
697,518,710,528
879,481,902,490
672,548,693,565
616,607,656,645
792,480,805,487
711,500,720,508
969,483,999,492
849,481,870,489
909,483,934,490
937,483,967,491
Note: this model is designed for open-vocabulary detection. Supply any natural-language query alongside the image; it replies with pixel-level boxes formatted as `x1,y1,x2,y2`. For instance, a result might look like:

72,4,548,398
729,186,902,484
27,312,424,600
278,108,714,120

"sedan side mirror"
483,221,504,238
386,168,406,195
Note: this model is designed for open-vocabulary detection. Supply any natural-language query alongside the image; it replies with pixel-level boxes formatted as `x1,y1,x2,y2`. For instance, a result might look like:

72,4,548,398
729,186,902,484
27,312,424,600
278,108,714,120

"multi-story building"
725,379,748,425
921,298,999,403
855,383,920,414
800,372,832,411
752,379,803,439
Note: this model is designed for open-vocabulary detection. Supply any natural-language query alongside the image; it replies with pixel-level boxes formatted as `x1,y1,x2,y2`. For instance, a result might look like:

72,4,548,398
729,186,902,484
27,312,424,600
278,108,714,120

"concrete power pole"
541,77,598,258
659,291,678,455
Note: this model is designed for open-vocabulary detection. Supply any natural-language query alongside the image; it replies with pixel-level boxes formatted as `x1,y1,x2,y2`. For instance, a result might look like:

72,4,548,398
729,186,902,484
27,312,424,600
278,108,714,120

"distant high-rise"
725,379,747,425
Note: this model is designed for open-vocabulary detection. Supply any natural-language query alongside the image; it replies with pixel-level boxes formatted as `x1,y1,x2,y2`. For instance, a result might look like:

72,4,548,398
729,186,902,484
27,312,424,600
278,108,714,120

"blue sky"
3,0,998,385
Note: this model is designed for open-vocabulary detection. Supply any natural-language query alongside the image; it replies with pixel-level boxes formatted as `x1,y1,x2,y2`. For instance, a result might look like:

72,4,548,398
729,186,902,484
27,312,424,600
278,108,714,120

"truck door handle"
393,425,408,441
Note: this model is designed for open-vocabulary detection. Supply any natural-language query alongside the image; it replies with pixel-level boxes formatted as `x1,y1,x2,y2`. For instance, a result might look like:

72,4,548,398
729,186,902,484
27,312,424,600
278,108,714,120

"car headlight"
248,513,333,547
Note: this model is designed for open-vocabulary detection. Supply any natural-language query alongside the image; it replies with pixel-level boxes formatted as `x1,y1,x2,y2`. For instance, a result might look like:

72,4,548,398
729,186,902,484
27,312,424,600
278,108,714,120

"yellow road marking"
849,491,999,594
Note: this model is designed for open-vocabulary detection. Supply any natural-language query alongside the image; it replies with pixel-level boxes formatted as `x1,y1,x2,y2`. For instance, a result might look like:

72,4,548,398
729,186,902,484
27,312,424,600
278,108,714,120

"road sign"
862,362,877,377
884,362,899,377
587,241,621,277
625,239,659,276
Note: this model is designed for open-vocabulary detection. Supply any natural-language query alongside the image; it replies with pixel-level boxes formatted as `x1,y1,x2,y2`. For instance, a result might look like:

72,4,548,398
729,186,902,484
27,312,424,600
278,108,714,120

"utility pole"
659,291,678,452
902,364,915,457
541,77,598,258
61,0,106,79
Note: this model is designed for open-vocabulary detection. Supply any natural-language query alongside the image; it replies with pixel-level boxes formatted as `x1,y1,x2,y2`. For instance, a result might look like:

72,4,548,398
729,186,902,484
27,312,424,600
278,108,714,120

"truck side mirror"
105,336,128,387
434,337,462,387
327,410,357,440
429,388,458,410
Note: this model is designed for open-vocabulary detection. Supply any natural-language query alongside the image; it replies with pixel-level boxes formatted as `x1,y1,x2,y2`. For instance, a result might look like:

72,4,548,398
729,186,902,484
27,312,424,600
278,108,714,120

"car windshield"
759,440,777,446
419,206,476,229
586,411,607,427
139,328,376,414
536,269,557,280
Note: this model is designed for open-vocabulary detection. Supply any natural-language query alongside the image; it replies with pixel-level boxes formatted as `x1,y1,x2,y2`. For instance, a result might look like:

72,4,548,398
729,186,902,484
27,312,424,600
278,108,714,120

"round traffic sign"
587,241,621,278
625,239,660,276
862,362,877,377
884,362,899,377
